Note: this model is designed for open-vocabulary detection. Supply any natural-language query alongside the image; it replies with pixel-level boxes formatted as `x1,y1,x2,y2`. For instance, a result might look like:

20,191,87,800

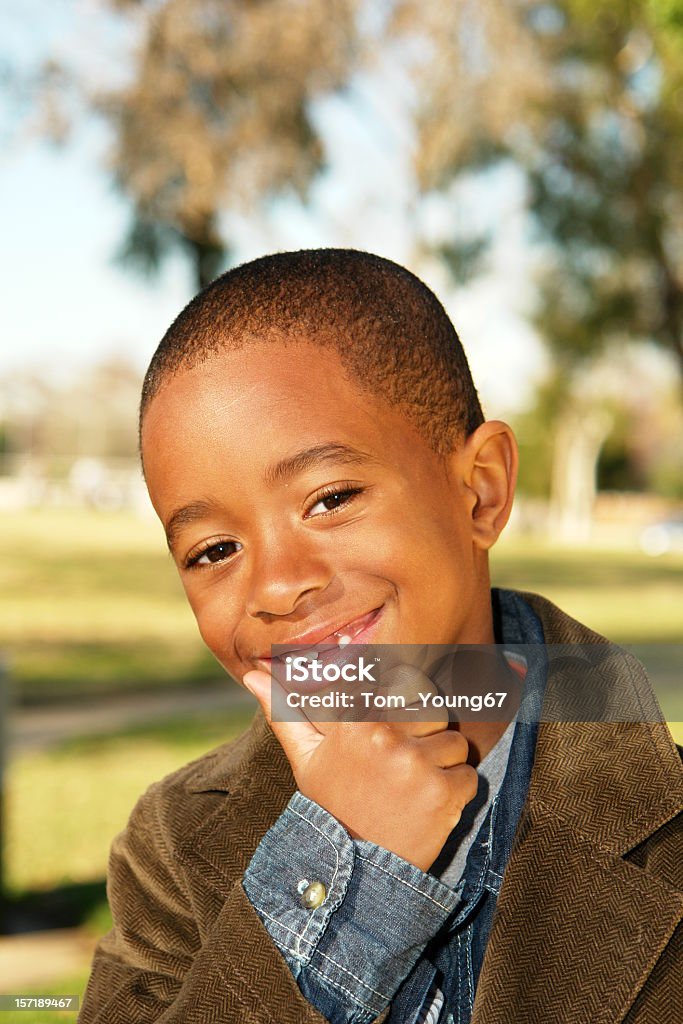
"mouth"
255,605,384,676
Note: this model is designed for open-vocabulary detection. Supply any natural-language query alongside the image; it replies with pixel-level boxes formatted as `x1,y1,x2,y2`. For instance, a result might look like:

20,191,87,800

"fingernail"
242,669,270,694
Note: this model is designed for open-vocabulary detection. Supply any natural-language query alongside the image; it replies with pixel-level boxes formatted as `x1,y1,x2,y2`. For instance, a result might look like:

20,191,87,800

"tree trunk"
549,407,613,544
181,214,226,291
186,236,226,291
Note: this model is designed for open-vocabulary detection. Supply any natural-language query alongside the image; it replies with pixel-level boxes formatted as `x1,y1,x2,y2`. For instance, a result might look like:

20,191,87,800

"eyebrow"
164,442,377,553
263,441,377,487
165,500,221,555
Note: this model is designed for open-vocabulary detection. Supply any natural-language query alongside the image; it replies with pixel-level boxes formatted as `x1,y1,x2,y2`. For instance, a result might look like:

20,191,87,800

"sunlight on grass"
492,538,683,643
0,508,216,695
668,723,683,745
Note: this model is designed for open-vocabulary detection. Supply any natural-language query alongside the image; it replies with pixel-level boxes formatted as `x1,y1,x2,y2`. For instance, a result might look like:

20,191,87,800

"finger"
242,669,323,763
391,707,450,736
419,728,470,767
443,762,480,812
378,664,448,735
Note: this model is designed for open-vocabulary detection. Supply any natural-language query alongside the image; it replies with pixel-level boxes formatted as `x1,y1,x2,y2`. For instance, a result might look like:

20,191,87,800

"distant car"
639,516,683,556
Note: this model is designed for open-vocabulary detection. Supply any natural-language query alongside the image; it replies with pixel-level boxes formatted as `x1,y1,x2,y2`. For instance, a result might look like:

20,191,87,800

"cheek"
372,495,467,568
184,583,239,665
386,506,474,604
340,504,441,586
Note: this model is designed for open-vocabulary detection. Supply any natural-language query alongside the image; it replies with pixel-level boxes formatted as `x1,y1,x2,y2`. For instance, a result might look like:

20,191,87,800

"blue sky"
0,129,193,379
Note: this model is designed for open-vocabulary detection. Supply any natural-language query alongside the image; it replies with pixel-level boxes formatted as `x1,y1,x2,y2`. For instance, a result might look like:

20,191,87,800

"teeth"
279,648,317,662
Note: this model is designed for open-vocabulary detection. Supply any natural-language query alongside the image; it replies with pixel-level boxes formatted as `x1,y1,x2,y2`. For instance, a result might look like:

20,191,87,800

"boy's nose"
244,537,332,619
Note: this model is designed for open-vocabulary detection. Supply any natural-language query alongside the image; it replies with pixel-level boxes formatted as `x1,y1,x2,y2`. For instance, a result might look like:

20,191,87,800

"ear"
461,420,518,551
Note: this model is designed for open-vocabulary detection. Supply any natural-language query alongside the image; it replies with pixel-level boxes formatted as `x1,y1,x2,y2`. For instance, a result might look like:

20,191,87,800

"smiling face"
141,339,509,685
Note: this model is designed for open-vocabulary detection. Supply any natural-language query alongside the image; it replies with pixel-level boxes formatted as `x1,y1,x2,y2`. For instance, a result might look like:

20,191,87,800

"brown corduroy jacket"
79,592,683,1023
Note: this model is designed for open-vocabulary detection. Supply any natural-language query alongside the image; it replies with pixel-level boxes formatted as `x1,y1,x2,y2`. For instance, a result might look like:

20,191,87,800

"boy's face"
141,339,496,684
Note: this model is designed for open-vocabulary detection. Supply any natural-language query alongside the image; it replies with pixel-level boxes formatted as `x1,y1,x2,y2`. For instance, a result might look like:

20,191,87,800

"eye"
185,540,241,569
306,486,364,518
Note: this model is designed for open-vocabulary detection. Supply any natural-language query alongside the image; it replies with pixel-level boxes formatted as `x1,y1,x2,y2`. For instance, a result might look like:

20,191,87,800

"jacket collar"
519,590,683,853
177,710,295,892
184,707,289,797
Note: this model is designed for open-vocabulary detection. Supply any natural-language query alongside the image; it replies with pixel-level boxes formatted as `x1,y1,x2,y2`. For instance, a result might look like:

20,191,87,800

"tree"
34,1,550,291
387,1,683,535
81,0,361,288
0,356,143,466
388,0,546,187
522,2,683,380
511,1,683,532
383,0,546,278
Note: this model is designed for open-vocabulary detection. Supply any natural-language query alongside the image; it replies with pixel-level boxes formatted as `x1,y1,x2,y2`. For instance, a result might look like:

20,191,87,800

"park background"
1,1,682,1017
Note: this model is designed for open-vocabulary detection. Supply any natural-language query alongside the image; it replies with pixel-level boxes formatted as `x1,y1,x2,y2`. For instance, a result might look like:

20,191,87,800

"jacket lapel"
473,592,683,1023
176,710,296,898
472,722,683,1023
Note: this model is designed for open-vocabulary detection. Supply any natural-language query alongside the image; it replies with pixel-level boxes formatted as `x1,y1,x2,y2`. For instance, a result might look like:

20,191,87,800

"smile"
255,605,384,674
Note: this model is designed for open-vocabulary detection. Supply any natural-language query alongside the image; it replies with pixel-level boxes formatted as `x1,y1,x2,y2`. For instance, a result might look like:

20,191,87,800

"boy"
79,250,683,1024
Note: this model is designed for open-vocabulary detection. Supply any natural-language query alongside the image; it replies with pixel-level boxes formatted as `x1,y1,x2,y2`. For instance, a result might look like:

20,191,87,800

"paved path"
7,685,256,753
0,927,97,988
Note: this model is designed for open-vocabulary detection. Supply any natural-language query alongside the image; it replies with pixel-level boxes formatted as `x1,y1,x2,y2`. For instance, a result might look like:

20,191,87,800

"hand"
243,663,479,873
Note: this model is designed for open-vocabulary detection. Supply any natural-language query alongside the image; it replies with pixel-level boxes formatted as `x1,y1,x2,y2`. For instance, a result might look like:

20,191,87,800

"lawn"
6,708,256,898
0,974,89,1024
492,537,683,645
4,707,258,1011
0,507,218,701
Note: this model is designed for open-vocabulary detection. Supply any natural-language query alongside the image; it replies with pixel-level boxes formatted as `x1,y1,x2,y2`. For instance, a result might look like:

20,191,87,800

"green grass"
6,709,256,898
0,508,220,699
2,713,257,1011
491,537,683,644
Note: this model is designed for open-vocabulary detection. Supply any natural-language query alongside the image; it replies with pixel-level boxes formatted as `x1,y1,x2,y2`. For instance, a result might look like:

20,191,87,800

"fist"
243,662,479,872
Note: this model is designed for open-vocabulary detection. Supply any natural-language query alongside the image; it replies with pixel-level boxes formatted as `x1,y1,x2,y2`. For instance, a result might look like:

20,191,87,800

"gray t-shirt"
435,713,517,889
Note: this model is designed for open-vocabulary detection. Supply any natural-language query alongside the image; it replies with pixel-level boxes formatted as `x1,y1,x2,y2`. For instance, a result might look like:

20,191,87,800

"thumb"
242,668,275,716
242,669,323,766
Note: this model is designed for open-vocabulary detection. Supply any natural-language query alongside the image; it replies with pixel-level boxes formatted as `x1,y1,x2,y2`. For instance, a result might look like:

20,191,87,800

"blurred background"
0,0,682,1016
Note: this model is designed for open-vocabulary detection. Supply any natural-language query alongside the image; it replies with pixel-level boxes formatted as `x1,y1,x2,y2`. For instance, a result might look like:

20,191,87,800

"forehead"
141,341,434,507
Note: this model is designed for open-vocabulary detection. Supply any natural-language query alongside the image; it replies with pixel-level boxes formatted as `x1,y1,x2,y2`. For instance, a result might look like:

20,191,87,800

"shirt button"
300,880,327,909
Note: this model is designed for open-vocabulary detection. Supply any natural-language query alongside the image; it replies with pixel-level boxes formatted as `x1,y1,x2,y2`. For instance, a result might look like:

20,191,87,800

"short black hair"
139,248,484,457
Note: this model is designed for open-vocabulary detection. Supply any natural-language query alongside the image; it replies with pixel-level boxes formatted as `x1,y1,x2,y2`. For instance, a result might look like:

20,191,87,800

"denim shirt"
243,588,546,1024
